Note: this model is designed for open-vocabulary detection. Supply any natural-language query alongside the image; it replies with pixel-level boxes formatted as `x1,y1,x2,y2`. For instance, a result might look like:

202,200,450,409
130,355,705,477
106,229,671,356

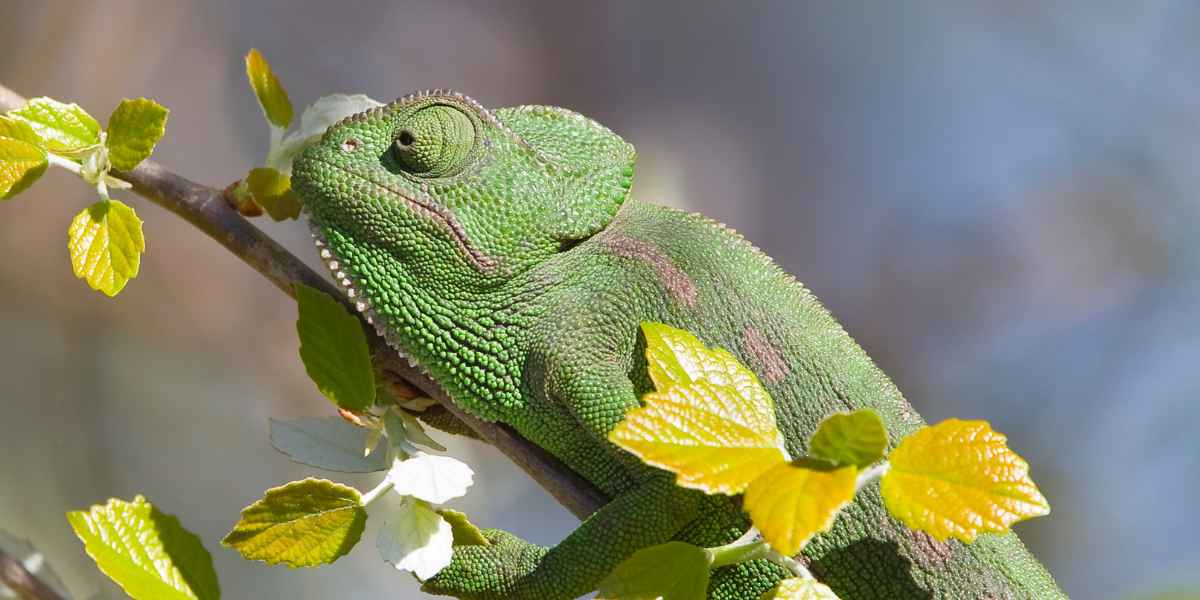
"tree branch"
0,548,65,600
0,83,607,520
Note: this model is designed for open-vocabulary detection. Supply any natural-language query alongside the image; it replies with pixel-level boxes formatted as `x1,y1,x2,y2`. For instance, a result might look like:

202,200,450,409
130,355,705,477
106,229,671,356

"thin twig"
0,83,607,520
0,548,66,600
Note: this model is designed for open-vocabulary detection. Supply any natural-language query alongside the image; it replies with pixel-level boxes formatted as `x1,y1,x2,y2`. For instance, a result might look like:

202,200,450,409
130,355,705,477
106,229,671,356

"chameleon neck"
316,225,536,421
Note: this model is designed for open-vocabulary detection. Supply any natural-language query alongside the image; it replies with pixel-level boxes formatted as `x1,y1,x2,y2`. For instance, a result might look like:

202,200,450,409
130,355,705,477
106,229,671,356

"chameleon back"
523,199,1065,599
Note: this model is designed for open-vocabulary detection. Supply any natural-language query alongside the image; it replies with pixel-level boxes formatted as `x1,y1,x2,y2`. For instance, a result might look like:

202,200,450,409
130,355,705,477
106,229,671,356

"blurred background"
1,1,1197,598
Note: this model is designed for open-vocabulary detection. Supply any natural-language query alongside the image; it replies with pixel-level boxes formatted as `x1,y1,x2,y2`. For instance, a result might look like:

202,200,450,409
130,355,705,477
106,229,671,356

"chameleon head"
292,91,636,288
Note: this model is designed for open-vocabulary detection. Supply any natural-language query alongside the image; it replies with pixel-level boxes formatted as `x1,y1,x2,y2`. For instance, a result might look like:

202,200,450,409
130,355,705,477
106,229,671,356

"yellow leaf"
67,199,145,296
245,167,301,220
610,379,788,495
743,459,857,556
880,419,1050,543
245,48,294,128
642,322,771,404
0,116,45,147
0,136,47,200
759,577,841,600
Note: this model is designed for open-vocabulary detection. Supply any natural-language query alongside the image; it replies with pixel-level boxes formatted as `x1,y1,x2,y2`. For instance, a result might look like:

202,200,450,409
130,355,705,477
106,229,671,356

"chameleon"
291,90,1066,600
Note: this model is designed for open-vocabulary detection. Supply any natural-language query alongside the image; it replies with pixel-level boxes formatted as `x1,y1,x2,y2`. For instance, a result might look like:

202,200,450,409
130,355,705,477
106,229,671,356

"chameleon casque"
291,90,1065,600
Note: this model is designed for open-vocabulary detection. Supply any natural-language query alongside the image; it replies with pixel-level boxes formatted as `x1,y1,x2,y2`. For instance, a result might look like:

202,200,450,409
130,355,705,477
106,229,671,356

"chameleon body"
291,91,1066,599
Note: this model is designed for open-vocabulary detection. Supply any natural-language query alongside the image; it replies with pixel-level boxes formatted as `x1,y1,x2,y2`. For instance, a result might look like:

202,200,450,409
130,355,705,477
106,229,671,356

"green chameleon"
291,90,1066,600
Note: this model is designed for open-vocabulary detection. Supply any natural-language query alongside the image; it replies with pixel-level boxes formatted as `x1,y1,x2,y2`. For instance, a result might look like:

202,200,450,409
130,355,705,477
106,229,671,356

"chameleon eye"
391,104,476,178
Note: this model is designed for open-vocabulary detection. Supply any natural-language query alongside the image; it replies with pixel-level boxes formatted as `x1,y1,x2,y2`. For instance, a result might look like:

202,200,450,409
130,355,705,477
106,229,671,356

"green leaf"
66,496,220,600
268,416,388,473
436,509,489,547
67,199,145,296
244,49,294,128
382,407,411,451
384,407,447,452
0,137,47,200
808,409,888,469
759,577,841,600
8,97,100,153
295,283,376,411
880,419,1050,543
244,167,301,220
0,115,46,146
596,541,711,600
222,478,366,568
106,98,168,171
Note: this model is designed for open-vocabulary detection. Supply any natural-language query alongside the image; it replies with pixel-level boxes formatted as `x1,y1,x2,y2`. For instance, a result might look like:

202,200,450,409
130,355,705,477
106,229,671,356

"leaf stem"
705,528,813,579
729,525,760,546
264,124,287,171
45,152,131,190
95,179,110,201
45,152,80,173
360,476,394,507
763,547,813,579
707,537,769,569
855,462,890,493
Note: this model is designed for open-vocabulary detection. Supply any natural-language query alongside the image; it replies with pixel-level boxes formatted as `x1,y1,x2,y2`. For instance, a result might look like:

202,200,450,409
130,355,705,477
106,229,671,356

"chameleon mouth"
307,223,425,373
305,154,498,274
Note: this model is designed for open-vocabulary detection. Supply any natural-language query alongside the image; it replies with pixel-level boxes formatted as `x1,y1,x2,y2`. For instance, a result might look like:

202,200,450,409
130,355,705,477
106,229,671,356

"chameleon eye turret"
294,91,637,280
389,103,477,178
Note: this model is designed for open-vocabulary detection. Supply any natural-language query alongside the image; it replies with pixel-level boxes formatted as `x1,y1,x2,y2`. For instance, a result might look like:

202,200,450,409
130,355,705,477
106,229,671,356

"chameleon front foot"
421,529,549,600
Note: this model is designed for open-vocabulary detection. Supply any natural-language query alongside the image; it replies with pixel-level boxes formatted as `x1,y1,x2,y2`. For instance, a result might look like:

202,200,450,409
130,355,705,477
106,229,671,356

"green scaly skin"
291,90,1066,600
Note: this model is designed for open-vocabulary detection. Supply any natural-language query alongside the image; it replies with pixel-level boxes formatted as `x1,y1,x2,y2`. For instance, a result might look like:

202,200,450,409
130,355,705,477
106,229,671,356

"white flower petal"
272,94,383,174
387,452,474,504
296,94,382,141
376,500,453,580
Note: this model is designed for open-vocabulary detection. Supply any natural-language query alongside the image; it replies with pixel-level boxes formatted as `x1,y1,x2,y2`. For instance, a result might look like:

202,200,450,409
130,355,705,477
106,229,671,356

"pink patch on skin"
907,529,953,567
600,234,697,308
742,326,789,383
